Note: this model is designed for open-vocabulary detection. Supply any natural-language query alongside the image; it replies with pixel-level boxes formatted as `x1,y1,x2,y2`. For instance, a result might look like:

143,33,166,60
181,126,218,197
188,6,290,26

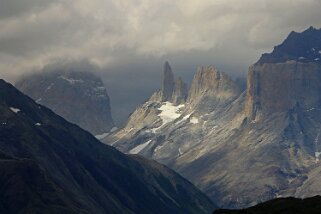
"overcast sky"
1,0,321,124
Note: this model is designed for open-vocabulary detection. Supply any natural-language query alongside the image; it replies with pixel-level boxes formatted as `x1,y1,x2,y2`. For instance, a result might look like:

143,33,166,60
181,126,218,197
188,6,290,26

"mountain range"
0,79,216,213
102,26,321,208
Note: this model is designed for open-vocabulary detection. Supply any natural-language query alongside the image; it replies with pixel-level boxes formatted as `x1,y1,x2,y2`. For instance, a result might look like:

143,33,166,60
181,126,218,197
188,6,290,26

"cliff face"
188,66,240,106
172,77,188,105
106,27,321,209
15,70,114,135
161,61,175,101
247,27,321,120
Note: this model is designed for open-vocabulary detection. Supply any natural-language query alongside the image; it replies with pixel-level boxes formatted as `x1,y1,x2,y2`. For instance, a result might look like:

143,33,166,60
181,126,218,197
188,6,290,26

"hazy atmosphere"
1,0,321,124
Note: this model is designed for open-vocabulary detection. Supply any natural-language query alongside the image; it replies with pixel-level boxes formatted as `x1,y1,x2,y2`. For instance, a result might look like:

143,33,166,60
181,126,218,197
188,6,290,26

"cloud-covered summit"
1,0,321,81
1,0,321,124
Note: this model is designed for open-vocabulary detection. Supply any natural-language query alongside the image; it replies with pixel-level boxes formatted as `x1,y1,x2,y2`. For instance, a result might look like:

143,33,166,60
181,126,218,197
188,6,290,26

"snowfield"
158,102,185,126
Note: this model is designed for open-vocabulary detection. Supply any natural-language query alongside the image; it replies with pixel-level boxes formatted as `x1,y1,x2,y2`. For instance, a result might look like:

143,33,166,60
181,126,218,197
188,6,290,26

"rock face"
246,62,321,120
104,27,321,209
161,61,175,101
187,66,241,111
172,77,188,105
0,79,216,214
15,70,114,135
150,61,188,104
104,63,244,207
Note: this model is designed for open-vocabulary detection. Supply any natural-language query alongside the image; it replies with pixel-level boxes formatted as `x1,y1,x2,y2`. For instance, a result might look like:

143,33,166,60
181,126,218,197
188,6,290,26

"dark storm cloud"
1,0,321,124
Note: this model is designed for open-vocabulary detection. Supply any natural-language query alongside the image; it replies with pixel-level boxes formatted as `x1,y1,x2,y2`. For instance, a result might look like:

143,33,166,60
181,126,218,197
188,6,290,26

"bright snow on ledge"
10,107,21,113
129,140,152,154
158,102,185,126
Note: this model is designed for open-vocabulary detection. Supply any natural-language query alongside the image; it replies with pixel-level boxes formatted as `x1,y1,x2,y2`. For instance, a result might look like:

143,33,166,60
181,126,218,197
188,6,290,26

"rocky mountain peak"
187,66,240,104
257,26,321,64
161,61,175,101
246,27,321,120
106,28,321,209
149,61,188,104
172,77,188,105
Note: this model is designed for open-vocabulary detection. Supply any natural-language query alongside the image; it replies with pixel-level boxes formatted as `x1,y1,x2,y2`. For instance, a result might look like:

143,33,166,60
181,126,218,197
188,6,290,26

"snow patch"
315,152,321,163
178,148,183,155
10,107,21,113
158,102,185,125
154,144,165,153
46,83,54,91
174,113,192,125
212,125,218,130
276,193,283,198
190,117,199,124
59,76,84,84
127,127,134,132
183,114,192,120
129,140,152,154
153,102,185,132
35,123,41,126
110,127,118,132
304,108,321,112
36,98,42,103
95,132,109,140
315,132,320,163
94,86,106,91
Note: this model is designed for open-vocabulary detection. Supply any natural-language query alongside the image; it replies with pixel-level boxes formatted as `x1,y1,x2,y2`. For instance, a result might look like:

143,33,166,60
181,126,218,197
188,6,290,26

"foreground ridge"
0,79,216,213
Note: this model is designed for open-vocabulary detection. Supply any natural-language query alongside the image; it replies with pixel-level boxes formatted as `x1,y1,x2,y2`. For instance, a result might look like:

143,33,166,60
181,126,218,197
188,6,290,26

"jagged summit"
257,26,321,64
106,29,321,209
188,66,240,103
187,66,241,113
162,61,175,101
172,77,188,105
151,61,189,104
247,27,321,121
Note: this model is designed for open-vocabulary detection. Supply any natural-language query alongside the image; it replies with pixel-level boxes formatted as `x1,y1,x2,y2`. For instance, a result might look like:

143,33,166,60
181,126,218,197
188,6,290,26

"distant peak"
257,26,321,64
307,26,317,31
164,61,171,71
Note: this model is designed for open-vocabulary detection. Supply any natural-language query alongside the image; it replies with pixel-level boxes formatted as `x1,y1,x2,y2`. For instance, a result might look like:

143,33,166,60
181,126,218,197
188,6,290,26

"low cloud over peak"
1,0,321,124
